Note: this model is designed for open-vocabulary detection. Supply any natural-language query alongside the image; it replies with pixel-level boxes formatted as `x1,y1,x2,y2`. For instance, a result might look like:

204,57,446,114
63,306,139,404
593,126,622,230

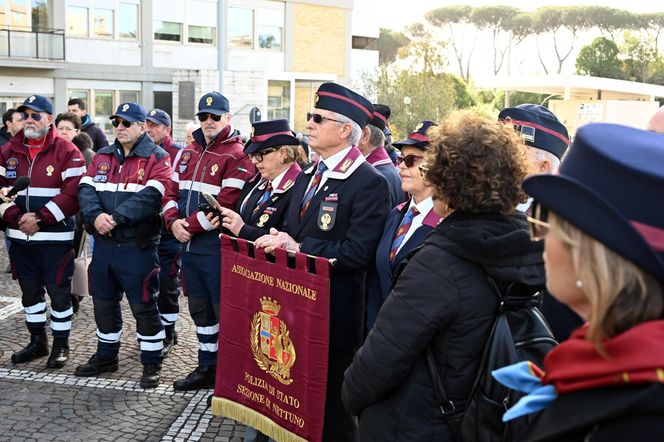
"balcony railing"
0,26,65,61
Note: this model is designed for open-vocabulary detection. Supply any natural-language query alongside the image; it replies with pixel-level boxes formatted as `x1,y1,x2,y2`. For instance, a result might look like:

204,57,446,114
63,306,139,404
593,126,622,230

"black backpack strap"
425,272,504,418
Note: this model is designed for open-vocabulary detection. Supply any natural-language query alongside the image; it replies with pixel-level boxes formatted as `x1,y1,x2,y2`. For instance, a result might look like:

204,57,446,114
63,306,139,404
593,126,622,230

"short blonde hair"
550,212,664,353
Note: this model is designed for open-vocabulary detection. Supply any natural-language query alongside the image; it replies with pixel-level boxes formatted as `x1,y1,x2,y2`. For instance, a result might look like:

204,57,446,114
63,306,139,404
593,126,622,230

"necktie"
300,162,327,219
389,206,420,261
253,182,273,214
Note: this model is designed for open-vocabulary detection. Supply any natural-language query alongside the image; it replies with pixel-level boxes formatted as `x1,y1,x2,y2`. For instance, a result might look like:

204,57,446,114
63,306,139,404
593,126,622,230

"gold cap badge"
206,96,213,106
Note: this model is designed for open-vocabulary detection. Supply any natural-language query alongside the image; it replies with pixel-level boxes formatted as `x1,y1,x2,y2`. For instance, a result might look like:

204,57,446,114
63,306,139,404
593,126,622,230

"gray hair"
332,111,362,146
532,147,561,173
367,124,385,148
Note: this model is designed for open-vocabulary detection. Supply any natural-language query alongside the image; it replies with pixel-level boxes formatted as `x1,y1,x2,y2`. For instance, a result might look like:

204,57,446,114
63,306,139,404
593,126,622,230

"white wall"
65,38,141,65
153,44,218,69
227,50,284,71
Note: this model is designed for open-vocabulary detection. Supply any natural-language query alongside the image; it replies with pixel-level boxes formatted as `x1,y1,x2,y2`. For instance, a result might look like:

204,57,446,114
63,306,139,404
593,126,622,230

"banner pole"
229,236,337,266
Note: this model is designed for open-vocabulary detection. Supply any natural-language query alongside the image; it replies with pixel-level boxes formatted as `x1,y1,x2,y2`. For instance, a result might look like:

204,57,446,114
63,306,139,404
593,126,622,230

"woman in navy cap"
219,119,303,241
494,124,664,441
365,120,445,332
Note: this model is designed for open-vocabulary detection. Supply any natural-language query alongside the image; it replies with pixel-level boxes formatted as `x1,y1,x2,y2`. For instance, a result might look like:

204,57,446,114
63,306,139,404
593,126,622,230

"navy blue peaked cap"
523,123,664,281
197,91,230,116
244,119,299,154
314,83,374,128
393,120,437,150
18,95,53,115
111,102,147,122
499,104,569,160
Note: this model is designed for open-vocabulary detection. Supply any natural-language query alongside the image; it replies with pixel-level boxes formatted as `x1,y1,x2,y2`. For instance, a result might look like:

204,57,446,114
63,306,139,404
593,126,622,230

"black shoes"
173,365,216,391
46,339,69,369
11,331,49,364
161,330,178,357
75,354,119,377
140,364,162,389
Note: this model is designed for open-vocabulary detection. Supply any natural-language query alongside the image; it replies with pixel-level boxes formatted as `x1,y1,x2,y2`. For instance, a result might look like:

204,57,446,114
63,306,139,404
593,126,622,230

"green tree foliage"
426,5,475,83
371,66,457,139
641,12,664,53
491,91,560,112
583,7,639,41
399,23,446,74
621,31,656,82
470,6,520,75
376,28,410,65
575,37,623,79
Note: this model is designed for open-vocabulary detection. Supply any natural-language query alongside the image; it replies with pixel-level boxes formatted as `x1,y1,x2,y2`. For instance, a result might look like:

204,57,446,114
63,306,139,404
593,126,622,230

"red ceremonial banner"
212,234,331,442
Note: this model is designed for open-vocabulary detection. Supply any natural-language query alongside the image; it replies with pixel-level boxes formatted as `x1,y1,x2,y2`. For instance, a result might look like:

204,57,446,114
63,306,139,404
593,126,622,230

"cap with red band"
498,104,569,160
393,120,437,150
314,82,374,128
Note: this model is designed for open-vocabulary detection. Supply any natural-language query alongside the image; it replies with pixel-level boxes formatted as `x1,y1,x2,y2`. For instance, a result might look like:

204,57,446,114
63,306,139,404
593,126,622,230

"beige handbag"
71,233,91,296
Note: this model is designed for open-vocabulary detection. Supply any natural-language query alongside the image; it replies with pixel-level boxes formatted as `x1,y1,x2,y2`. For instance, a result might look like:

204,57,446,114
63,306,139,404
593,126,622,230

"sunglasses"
250,148,278,162
527,203,550,241
112,119,133,128
197,113,223,122
306,113,342,124
21,111,44,122
397,154,424,168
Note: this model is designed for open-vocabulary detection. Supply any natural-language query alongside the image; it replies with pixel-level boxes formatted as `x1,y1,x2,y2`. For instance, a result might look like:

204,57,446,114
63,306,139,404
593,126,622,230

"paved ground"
0,245,247,442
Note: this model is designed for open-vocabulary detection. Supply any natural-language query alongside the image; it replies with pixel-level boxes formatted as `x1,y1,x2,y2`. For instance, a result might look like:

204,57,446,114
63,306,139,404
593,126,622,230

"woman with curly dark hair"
342,111,548,441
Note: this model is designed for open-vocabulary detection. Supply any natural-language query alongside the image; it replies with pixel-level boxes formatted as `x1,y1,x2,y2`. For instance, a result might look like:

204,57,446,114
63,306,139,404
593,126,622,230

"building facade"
0,0,378,140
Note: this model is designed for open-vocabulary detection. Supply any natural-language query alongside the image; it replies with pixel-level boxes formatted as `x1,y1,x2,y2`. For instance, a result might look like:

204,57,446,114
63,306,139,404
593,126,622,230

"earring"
576,280,583,289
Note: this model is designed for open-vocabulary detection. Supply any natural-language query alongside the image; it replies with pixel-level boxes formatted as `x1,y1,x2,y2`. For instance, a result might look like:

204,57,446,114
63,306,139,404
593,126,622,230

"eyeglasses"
397,154,424,168
306,113,342,124
527,203,550,241
58,126,78,132
21,111,43,122
112,119,133,128
249,148,279,162
197,113,223,122
418,164,429,180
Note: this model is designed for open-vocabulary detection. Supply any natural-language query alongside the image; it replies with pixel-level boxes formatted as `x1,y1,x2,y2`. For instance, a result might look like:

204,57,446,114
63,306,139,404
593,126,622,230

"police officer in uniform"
76,103,172,388
0,95,85,369
163,92,254,391
146,108,183,355
255,83,391,441
220,119,302,241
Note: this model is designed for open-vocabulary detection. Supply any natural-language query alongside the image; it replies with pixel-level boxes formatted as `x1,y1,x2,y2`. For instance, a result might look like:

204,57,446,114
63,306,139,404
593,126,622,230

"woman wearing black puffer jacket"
341,111,546,441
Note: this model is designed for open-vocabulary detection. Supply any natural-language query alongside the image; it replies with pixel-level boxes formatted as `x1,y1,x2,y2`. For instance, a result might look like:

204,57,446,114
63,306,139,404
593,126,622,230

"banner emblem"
251,297,296,385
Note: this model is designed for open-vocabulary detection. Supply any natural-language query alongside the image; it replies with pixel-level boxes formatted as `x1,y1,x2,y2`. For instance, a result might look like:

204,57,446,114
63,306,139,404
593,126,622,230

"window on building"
178,81,195,120
228,7,252,49
118,2,137,39
31,0,49,32
267,80,290,121
92,8,113,38
66,6,88,36
188,25,214,44
119,90,138,103
228,5,283,51
154,91,172,119
352,36,377,50
154,20,181,42
94,90,114,118
68,90,89,105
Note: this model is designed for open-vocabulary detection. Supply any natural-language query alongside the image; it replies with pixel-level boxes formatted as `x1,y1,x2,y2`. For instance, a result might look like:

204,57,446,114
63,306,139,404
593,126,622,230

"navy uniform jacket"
365,199,440,331
366,146,403,208
235,162,301,241
284,146,390,351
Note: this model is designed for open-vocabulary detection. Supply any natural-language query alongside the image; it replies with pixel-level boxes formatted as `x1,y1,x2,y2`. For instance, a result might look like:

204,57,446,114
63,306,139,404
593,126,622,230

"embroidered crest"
150,109,157,116
98,162,111,175
210,164,218,176
122,104,129,112
415,122,424,131
317,202,337,231
28,96,36,103
251,297,296,385
180,151,192,164
206,96,213,106
46,165,54,176
137,168,145,181
6,157,18,170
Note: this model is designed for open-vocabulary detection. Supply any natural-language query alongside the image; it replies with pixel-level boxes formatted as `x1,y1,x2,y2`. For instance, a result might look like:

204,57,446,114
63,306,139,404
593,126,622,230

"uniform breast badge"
251,297,296,385
317,200,337,231
46,165,54,176
257,213,270,228
210,164,218,176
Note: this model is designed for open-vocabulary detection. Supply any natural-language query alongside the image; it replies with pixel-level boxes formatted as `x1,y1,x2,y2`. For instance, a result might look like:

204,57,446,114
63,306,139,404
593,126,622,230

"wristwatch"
36,218,46,229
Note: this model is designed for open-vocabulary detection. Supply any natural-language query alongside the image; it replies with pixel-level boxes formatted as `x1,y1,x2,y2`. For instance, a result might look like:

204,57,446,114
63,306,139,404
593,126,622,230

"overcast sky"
378,0,664,32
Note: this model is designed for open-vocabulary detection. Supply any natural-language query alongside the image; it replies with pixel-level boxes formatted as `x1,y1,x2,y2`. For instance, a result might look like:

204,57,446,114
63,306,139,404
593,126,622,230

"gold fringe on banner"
212,396,308,442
